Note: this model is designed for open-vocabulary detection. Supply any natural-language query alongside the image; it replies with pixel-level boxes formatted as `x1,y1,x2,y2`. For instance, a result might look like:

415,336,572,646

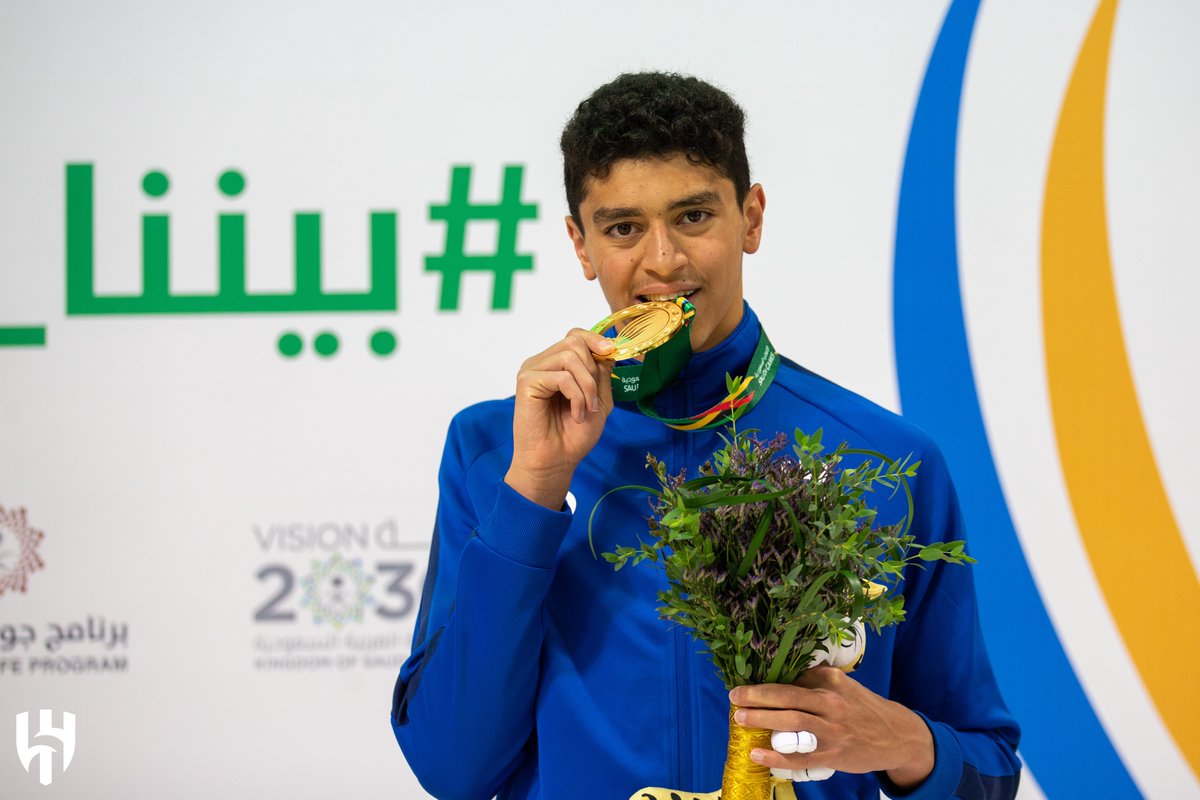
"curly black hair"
560,72,750,230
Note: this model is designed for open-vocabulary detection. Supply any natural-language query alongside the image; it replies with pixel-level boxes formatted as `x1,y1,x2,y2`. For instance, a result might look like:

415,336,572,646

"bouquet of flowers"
593,402,973,799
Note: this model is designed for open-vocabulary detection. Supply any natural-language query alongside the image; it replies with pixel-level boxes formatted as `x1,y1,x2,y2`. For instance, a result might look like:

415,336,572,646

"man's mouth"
638,289,698,303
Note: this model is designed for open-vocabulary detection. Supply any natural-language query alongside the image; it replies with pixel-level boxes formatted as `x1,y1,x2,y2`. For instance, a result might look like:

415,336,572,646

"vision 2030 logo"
15,709,75,787
0,163,539,357
0,504,46,596
300,553,374,628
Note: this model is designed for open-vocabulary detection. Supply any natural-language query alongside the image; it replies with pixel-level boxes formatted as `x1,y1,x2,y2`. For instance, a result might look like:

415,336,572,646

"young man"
392,72,1020,799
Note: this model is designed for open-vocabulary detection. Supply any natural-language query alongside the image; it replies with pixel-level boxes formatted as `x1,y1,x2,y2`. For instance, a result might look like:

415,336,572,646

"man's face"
565,155,765,353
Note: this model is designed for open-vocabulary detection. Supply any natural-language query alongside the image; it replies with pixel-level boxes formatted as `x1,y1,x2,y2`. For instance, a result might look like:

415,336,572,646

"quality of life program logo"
1,506,131,677
0,504,45,596
15,710,75,787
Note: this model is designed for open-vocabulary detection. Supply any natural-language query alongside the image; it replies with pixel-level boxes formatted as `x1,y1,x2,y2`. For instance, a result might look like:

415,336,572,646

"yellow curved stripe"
1043,0,1200,780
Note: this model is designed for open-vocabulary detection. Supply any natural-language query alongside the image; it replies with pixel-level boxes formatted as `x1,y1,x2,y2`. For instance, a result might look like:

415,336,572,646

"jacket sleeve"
878,441,1022,800
390,409,572,799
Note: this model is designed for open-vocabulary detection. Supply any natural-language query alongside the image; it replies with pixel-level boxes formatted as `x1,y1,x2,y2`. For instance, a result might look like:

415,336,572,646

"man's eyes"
604,211,711,237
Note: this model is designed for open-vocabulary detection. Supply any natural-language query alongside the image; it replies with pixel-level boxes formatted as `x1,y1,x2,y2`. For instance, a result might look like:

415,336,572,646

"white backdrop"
1,1,1196,798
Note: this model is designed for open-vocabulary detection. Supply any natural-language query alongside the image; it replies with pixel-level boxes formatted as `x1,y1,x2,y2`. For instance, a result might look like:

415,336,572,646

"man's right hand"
503,329,616,509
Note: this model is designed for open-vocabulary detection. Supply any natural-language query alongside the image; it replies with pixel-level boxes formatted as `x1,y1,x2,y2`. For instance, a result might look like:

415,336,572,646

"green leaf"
798,570,839,610
765,622,801,683
681,485,793,509
780,497,806,550
841,447,917,535
678,475,731,491
588,483,662,558
736,500,775,579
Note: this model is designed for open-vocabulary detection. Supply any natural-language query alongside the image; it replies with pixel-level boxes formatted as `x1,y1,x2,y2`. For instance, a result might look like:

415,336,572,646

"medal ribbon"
610,298,779,431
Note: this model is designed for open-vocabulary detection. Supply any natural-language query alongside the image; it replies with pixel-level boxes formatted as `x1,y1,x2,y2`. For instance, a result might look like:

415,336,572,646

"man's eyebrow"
592,206,641,224
668,190,723,210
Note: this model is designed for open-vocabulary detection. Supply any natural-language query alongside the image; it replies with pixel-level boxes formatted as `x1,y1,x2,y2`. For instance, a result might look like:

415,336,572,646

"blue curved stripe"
892,1,1140,797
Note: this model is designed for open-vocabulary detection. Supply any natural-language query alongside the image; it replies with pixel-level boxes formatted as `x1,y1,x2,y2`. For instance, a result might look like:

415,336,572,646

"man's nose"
643,223,686,276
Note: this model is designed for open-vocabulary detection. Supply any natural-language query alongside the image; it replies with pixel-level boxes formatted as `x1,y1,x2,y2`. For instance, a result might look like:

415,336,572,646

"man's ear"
565,215,597,280
741,184,766,255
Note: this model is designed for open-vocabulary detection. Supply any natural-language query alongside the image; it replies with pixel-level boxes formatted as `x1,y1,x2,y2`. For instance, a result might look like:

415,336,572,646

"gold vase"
720,704,773,800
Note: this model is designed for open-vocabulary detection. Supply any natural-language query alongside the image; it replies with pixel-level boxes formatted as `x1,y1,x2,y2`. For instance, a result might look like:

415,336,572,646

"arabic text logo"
15,710,75,786
300,553,374,628
0,505,46,596
62,163,399,358
426,164,538,310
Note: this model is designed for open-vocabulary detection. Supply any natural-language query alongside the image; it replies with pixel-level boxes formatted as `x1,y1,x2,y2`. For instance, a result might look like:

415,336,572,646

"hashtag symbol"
426,165,539,311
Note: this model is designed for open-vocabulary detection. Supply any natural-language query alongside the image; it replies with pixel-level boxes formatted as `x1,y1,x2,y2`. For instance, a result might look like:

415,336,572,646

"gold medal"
590,301,686,361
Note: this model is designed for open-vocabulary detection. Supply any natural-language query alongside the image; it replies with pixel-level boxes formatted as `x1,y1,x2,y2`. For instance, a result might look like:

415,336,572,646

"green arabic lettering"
64,163,398,315
142,170,170,302
218,169,247,302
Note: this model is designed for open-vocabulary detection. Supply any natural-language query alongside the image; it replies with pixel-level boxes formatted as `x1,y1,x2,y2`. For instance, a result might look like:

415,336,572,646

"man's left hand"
728,667,935,789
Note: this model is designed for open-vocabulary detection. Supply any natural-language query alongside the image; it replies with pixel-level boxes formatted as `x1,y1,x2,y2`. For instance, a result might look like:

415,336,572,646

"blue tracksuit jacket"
392,303,1021,799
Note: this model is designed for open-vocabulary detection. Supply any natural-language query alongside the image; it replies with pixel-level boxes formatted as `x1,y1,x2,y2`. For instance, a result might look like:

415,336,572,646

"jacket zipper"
674,624,693,788
673,392,695,789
